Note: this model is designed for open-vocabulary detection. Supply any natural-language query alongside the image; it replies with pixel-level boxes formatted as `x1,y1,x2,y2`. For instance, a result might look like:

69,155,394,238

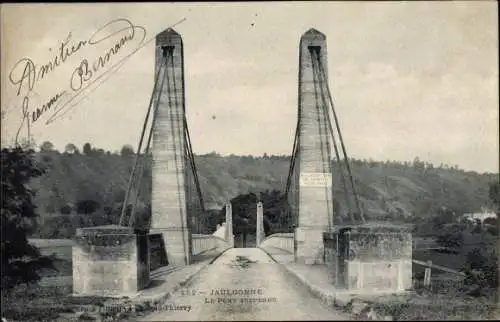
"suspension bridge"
71,27,413,320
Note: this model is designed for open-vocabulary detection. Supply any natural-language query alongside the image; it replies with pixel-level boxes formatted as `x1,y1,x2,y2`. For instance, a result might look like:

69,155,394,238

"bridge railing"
259,233,294,253
412,259,465,277
192,234,230,255
412,238,438,250
191,221,232,256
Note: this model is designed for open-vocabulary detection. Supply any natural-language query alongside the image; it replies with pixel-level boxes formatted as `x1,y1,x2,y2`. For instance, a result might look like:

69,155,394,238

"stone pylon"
150,28,192,266
225,203,234,248
256,202,264,246
294,28,334,265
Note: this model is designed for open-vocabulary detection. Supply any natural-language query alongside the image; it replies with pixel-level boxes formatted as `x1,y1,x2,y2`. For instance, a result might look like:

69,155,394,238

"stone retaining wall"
72,225,149,297
324,225,412,293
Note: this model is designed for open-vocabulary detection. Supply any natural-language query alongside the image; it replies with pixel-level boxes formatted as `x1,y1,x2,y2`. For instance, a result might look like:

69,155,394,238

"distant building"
461,207,497,223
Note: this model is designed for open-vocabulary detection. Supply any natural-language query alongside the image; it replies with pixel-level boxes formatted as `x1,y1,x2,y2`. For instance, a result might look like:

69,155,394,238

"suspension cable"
119,54,166,226
285,126,300,196
184,117,205,212
184,119,205,234
127,55,169,228
284,71,304,230
315,53,366,223
310,47,333,231
183,134,196,232
127,117,154,227
167,47,189,264
310,49,356,224
183,144,192,230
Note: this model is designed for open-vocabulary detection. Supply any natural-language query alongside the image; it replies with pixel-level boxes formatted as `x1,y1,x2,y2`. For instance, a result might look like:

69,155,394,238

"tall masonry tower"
294,28,335,264
150,28,192,266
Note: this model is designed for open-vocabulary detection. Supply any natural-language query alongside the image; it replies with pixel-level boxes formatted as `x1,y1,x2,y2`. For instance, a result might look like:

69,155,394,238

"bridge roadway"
140,248,349,321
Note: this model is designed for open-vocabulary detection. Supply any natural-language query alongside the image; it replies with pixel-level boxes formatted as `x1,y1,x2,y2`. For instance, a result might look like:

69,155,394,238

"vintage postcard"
1,2,499,321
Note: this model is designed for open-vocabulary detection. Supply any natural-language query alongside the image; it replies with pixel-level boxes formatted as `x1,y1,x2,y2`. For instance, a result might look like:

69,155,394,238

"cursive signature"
15,92,66,143
69,19,143,92
9,31,88,98
9,18,160,143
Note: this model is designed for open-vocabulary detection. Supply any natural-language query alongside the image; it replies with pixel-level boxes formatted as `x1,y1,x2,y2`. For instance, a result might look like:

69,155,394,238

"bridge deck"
140,248,349,321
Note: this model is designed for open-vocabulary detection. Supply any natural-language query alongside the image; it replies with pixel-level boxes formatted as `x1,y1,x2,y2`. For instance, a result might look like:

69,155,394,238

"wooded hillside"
29,143,497,238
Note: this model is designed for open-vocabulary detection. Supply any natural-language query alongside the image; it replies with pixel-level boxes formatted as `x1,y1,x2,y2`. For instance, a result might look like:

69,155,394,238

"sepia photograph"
1,2,499,321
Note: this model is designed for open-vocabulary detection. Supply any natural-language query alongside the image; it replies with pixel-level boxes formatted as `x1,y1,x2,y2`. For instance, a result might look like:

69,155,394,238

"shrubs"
436,231,464,249
462,247,498,297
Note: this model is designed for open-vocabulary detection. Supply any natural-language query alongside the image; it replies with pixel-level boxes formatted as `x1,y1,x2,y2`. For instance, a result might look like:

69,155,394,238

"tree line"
37,142,490,174
39,141,135,157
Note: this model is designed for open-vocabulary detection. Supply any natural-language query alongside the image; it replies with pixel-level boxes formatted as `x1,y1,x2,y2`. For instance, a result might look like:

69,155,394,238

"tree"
484,216,498,227
40,141,54,152
60,204,72,215
472,218,483,234
489,180,500,215
431,214,446,232
41,216,73,239
83,142,92,155
75,200,101,214
437,206,456,223
64,143,79,154
133,203,151,230
44,203,57,214
412,156,424,170
463,247,498,296
1,147,55,290
436,231,464,249
120,144,135,157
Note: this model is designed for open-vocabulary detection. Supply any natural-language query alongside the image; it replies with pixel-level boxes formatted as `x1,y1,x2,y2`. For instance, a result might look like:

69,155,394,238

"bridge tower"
292,28,334,264
150,28,192,266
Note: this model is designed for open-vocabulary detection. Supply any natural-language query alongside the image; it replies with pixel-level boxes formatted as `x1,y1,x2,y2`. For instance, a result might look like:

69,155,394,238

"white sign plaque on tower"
299,172,332,187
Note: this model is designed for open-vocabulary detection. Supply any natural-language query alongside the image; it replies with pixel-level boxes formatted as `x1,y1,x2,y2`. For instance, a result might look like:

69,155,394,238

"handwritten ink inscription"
8,18,147,142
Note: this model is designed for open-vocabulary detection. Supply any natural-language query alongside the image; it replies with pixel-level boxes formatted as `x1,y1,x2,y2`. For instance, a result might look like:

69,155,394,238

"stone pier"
256,202,264,246
72,225,149,297
150,28,191,266
323,224,412,293
225,203,234,248
295,28,334,265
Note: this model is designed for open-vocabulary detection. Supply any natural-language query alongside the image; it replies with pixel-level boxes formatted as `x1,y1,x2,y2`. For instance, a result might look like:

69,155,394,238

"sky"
1,2,498,173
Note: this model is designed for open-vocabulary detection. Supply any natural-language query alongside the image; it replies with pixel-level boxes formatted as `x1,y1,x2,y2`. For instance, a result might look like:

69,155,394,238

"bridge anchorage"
72,27,412,298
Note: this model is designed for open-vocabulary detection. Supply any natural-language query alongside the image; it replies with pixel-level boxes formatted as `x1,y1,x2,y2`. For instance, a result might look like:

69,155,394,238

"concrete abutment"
323,225,412,292
72,225,150,297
